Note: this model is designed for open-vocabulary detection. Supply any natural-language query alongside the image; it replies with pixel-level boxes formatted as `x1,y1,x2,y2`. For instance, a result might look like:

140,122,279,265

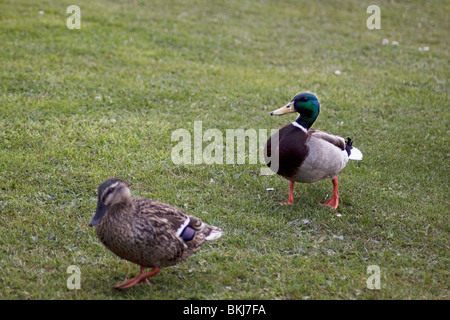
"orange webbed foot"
280,181,295,206
113,267,160,290
320,196,339,210
320,177,340,210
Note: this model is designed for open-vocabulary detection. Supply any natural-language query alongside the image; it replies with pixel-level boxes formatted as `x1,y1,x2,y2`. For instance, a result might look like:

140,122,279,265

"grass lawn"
0,0,448,300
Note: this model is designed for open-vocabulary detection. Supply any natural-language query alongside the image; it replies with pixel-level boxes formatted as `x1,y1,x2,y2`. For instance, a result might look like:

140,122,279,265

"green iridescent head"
271,92,320,129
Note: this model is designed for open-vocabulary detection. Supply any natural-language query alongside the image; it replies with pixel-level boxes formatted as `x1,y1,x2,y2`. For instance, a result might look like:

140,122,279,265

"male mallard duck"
89,178,223,290
265,92,362,209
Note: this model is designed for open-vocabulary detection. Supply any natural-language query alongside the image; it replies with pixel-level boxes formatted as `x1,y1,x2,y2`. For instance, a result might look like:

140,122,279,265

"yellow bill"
270,101,295,116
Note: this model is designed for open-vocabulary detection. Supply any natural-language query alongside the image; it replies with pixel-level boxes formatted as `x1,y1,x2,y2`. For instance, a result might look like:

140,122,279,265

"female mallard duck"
89,178,223,290
265,92,362,209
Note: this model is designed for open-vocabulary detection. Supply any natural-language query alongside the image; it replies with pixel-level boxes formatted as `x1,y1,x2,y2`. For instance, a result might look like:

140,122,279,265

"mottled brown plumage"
89,178,222,290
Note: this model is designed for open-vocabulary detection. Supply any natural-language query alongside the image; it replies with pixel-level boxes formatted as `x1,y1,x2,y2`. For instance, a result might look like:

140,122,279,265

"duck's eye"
300,97,308,102
102,188,114,203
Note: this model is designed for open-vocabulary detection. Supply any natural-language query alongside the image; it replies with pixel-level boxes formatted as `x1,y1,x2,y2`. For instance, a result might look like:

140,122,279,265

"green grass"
0,0,448,300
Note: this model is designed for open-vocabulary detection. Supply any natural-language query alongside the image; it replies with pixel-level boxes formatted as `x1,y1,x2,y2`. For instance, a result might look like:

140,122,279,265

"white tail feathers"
205,227,223,241
348,147,363,161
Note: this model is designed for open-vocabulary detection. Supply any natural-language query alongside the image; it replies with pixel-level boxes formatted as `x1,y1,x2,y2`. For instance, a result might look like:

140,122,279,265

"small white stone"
333,235,344,240
300,218,310,225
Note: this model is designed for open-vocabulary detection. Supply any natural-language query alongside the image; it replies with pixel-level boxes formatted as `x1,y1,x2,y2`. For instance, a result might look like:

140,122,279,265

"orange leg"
113,266,160,290
281,181,295,205
320,177,339,209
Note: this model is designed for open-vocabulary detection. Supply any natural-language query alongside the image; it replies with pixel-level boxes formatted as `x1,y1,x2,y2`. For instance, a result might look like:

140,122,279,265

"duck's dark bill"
270,102,295,116
89,202,109,226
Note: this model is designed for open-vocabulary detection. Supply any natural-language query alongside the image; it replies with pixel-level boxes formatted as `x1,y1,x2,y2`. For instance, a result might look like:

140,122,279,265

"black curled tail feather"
345,137,353,157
